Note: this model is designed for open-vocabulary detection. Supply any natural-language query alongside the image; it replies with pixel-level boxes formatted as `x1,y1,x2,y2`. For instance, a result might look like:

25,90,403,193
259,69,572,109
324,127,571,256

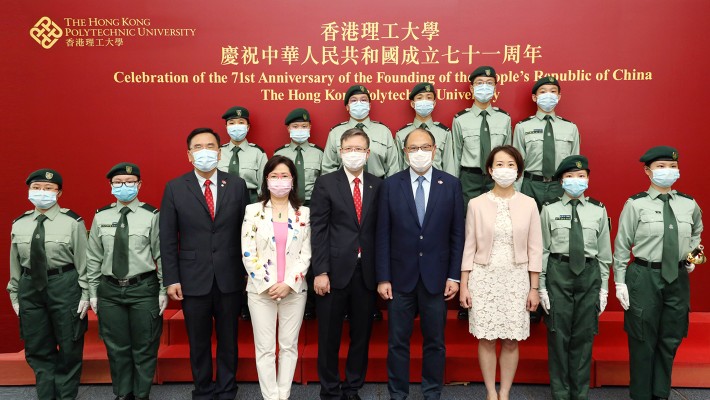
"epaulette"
556,115,573,123
96,203,116,213
221,143,229,147
492,107,509,116
454,108,470,118
140,203,159,214
518,116,535,124
543,198,561,207
371,120,387,126
587,197,604,208
330,121,348,130
308,143,324,151
434,122,451,131
248,142,266,153
274,144,289,152
676,191,693,200
397,122,413,132
13,210,33,224
60,208,83,222
630,192,649,200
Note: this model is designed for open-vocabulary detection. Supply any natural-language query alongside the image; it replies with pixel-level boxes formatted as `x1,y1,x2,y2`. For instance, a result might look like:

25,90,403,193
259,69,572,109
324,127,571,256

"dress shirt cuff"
447,278,460,283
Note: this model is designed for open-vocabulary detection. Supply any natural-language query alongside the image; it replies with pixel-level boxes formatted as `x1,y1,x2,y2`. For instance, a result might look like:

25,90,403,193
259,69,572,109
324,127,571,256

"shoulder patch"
433,122,451,131
248,142,266,153
454,108,470,118
556,115,573,123
274,144,289,152
371,120,386,126
587,197,604,207
13,210,33,224
221,143,229,147
140,203,159,214
330,121,348,130
675,191,693,200
396,122,413,133
543,198,561,207
492,107,509,116
96,203,116,214
309,143,324,152
518,115,535,124
60,208,83,222
630,192,649,200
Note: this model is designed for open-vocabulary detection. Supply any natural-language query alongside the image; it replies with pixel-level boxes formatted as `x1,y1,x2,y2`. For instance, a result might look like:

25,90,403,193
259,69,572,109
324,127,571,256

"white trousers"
248,290,307,400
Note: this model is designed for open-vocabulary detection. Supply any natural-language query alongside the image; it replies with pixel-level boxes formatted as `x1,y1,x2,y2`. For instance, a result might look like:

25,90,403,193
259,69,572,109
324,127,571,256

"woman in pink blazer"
241,156,311,400
460,145,542,400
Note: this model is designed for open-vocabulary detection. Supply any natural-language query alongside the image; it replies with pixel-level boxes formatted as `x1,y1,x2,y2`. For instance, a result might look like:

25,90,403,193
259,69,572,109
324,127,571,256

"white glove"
90,298,98,314
599,288,608,316
12,303,19,317
77,300,90,319
159,295,168,316
615,283,629,311
685,261,695,274
538,289,551,314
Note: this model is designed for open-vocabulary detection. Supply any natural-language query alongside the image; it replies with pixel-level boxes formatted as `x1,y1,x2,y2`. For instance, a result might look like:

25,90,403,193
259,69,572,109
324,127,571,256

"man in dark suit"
310,128,382,400
160,128,248,400
376,128,465,400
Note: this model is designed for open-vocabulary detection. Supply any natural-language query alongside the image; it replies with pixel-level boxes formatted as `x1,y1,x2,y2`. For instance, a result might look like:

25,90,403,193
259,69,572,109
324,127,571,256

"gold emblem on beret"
303,113,308,121
549,76,555,83
126,165,133,174
45,172,53,179
425,85,431,92
485,69,491,76
236,109,242,117
672,151,678,160
359,85,365,92
575,161,582,168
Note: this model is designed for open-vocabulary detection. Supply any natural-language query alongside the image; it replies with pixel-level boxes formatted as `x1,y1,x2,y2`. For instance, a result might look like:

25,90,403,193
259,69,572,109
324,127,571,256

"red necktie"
353,177,362,224
204,179,215,220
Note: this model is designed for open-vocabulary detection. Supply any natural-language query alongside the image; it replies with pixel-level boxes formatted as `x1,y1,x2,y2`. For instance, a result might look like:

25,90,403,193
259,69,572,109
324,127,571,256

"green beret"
25,168,62,188
106,162,140,179
532,76,561,94
553,155,589,180
284,108,311,125
221,106,250,122
344,84,370,105
639,146,679,165
468,66,497,83
409,82,436,100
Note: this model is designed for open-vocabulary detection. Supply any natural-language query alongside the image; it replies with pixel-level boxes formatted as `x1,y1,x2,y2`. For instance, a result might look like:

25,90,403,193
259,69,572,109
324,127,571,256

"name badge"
555,215,572,221
100,222,118,228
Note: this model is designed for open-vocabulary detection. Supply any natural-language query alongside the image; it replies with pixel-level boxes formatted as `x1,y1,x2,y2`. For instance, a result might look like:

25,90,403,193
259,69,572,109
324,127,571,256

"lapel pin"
220,179,226,187
438,180,443,184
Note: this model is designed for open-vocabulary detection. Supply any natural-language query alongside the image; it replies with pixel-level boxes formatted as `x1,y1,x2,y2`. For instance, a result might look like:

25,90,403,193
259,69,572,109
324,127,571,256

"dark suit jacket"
310,168,381,291
160,170,248,296
376,167,465,295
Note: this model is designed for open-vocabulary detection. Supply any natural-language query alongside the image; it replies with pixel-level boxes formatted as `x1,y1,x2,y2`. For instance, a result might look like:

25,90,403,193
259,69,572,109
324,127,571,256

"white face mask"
289,128,310,144
473,84,495,103
491,167,518,188
348,101,370,120
413,100,435,117
408,150,433,173
192,149,219,172
650,168,680,188
536,92,559,112
226,124,248,141
28,190,58,209
341,151,367,172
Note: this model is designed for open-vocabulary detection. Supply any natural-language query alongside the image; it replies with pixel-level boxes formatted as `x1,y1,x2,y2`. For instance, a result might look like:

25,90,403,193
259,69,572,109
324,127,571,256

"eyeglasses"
191,144,218,151
472,81,495,87
111,181,138,188
405,144,434,153
341,147,368,153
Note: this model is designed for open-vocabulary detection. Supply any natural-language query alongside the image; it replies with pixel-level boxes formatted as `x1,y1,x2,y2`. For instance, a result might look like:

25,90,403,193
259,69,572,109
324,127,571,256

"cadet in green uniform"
614,146,703,400
6,169,89,400
321,85,399,179
513,76,580,210
218,106,267,203
395,82,454,172
538,155,612,400
446,66,512,205
86,163,166,400
274,108,323,320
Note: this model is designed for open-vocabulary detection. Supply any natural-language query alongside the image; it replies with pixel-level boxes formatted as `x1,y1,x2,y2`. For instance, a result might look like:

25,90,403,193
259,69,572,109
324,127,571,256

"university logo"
30,17,63,49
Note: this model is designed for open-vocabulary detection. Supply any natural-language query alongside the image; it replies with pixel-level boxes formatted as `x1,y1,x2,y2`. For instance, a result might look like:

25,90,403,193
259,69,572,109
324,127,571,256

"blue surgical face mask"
348,101,370,120
536,92,559,112
414,100,435,117
289,128,310,144
28,190,58,209
562,177,589,198
650,168,680,188
226,124,248,141
192,149,219,172
111,185,139,203
473,84,495,103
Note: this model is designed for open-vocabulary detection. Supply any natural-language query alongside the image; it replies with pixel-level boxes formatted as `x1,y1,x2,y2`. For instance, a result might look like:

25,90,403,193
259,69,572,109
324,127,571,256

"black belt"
634,258,684,269
461,167,484,175
550,253,594,264
524,171,554,183
104,271,156,287
23,264,75,276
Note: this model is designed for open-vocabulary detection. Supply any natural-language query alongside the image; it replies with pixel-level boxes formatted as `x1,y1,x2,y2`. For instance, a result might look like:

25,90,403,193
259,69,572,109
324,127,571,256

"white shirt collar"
194,169,218,187
343,167,364,184
409,167,433,183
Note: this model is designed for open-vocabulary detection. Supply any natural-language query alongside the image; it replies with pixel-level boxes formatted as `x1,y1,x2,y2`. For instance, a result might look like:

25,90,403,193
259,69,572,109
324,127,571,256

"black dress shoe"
240,305,251,320
115,394,135,400
457,308,468,320
372,310,383,321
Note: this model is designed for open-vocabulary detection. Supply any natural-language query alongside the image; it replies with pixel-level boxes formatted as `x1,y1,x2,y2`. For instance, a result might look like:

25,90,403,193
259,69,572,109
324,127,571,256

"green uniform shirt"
218,140,267,195
613,187,703,283
274,141,324,202
540,194,613,290
447,104,512,177
321,117,399,178
7,203,88,303
394,118,453,172
513,111,581,174
86,199,164,298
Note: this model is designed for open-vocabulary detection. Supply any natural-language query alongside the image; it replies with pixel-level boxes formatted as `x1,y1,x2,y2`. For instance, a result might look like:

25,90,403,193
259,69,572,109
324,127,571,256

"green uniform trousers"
97,273,162,398
521,178,563,211
18,268,87,400
460,169,493,207
545,257,601,400
624,262,689,400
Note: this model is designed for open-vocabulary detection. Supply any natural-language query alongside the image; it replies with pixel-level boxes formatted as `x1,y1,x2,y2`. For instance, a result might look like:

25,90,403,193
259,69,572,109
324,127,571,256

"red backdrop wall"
1,0,708,352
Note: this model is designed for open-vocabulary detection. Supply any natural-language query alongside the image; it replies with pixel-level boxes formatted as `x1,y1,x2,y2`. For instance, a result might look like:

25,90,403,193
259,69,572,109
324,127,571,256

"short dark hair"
187,128,221,149
403,127,436,148
339,128,370,148
259,155,302,210
485,145,525,179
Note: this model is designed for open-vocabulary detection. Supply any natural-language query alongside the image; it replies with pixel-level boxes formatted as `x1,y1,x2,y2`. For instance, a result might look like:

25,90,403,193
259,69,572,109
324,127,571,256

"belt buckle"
543,177,553,183
117,278,130,287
